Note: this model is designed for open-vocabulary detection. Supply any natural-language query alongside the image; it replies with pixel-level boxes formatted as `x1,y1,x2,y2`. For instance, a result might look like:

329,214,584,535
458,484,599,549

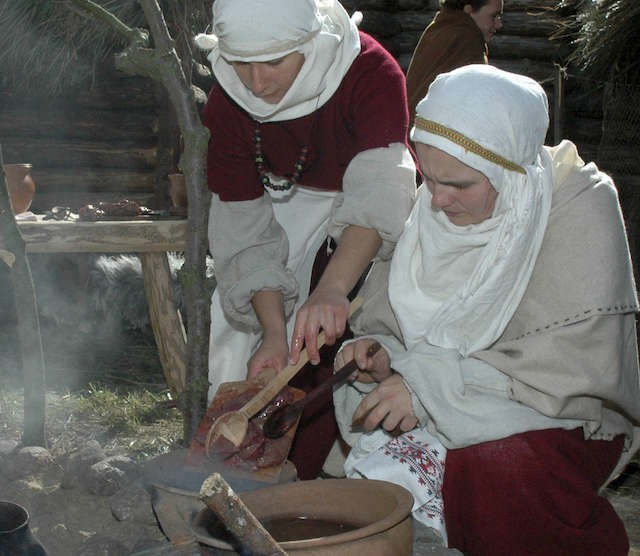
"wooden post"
553,63,565,146
140,251,188,396
199,473,287,556
69,0,213,442
0,147,47,447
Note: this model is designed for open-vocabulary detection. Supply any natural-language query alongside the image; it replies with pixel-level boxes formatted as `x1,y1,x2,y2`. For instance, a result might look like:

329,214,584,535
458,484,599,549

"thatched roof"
0,0,210,96
555,0,640,84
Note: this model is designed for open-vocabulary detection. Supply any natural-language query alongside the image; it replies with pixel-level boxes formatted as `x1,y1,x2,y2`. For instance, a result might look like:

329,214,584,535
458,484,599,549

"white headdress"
194,0,361,122
389,64,554,355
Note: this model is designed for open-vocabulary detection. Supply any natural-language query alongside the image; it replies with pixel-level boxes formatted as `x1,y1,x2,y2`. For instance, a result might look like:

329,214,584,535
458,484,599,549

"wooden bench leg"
139,252,187,397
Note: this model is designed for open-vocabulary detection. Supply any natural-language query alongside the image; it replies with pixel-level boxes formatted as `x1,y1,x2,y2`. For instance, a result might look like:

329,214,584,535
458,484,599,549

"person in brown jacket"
406,0,504,117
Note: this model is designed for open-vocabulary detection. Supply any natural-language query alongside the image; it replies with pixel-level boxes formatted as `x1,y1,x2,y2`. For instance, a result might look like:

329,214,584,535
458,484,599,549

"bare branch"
66,0,150,46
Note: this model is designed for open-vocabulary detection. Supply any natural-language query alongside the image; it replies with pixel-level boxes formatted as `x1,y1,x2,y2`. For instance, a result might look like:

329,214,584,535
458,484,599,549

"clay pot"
3,163,36,215
192,478,414,555
0,500,48,555
168,173,187,209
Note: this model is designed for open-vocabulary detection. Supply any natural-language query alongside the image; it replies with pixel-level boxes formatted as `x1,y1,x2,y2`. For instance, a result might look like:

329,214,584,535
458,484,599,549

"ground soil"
1,322,639,555
2,391,639,556
0,320,186,555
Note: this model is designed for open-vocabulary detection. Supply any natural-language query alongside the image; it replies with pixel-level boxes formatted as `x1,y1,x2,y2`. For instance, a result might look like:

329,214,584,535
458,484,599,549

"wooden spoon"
262,341,382,440
205,296,363,453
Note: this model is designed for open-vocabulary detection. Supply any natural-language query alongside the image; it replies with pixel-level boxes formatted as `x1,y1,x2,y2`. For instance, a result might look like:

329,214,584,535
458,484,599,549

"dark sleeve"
202,86,264,201
406,25,487,117
343,34,411,151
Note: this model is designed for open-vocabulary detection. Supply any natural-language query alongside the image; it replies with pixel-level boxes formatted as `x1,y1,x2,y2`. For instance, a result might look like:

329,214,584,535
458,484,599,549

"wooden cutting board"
187,374,304,484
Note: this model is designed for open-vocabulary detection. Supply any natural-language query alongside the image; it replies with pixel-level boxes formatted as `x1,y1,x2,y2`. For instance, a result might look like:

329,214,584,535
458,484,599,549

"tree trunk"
69,0,212,442
0,146,47,447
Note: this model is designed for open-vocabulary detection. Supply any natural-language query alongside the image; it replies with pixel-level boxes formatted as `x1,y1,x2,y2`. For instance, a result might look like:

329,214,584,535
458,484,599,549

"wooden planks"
15,218,187,254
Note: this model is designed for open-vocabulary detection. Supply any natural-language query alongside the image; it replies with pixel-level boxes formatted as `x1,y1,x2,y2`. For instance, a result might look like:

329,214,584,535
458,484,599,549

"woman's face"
465,0,504,43
416,143,498,226
231,52,305,104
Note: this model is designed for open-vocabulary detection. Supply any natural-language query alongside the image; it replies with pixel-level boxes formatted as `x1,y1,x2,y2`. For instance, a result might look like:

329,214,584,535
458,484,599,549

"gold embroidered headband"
414,116,526,175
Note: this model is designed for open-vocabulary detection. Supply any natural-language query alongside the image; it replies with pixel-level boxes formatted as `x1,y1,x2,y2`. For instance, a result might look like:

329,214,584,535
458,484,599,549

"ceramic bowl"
192,478,414,555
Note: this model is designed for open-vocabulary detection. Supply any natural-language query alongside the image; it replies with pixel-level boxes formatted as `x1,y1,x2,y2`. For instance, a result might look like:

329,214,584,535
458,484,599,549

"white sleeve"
208,193,299,330
328,143,416,260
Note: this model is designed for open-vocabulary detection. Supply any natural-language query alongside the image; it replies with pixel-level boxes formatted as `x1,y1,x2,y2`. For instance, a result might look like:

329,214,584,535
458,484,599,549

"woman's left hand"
352,374,418,433
289,288,350,365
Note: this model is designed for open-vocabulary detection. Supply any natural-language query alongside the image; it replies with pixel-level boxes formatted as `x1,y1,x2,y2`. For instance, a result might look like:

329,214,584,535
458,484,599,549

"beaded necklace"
254,124,309,191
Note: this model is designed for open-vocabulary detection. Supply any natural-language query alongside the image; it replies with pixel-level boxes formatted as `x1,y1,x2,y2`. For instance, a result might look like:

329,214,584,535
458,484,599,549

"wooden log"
500,11,558,37
0,148,46,447
0,100,157,142
26,167,154,195
13,219,187,254
2,140,157,170
398,0,440,9
490,35,559,61
70,71,158,110
359,10,403,38
396,30,559,68
396,10,558,38
0,77,157,113
345,0,439,12
396,0,559,10
596,149,640,175
199,473,286,556
140,252,187,397
492,58,556,83
610,174,640,192
564,116,603,142
501,0,558,10
395,11,436,34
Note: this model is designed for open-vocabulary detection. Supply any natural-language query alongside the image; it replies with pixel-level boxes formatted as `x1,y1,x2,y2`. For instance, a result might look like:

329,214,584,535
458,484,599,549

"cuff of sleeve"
221,264,299,331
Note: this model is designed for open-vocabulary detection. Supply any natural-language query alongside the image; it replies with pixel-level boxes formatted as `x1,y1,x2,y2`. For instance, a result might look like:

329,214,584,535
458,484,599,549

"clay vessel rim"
0,500,29,534
192,478,413,550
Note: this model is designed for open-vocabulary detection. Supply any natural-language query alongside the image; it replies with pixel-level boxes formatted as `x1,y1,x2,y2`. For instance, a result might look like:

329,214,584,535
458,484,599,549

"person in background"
333,64,640,555
194,0,417,480
406,0,504,117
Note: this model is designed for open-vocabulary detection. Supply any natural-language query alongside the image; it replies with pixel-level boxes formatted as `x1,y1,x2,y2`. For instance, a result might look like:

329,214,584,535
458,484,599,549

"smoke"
0,252,215,388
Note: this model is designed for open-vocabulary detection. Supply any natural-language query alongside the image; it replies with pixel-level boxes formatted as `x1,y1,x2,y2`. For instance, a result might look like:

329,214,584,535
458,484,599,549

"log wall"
0,1,562,216
0,66,159,212
344,0,560,77
1,0,637,275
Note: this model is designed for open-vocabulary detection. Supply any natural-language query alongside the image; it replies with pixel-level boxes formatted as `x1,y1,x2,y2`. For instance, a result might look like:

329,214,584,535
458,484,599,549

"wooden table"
15,217,190,395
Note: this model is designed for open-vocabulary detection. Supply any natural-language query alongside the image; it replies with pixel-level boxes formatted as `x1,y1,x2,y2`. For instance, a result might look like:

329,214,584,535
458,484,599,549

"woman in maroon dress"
195,0,417,479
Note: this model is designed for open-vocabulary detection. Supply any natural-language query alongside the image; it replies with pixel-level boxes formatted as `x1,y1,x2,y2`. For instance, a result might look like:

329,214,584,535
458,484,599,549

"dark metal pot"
0,501,48,555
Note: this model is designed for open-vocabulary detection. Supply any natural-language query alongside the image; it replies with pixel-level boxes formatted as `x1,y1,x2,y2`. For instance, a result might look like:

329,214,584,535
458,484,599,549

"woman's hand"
249,290,288,378
352,374,418,433
290,289,350,365
247,332,289,379
289,225,382,366
334,338,392,384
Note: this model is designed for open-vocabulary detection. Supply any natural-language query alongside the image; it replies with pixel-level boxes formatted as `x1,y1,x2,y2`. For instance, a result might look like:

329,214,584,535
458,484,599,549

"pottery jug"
0,500,48,555
3,163,36,215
